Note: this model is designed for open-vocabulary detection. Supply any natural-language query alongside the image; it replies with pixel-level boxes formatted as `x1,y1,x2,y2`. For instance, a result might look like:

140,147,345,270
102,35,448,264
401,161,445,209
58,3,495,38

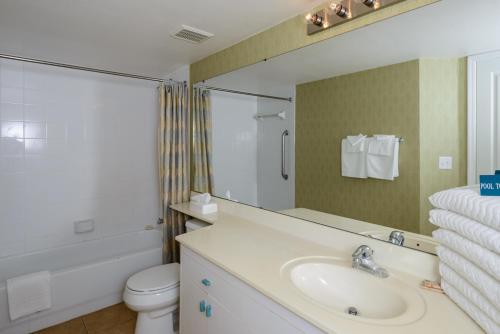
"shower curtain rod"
0,53,185,84
199,85,292,102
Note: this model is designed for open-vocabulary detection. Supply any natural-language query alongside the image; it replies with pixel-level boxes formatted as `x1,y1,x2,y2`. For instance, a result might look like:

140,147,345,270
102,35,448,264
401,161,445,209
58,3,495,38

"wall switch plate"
439,156,453,170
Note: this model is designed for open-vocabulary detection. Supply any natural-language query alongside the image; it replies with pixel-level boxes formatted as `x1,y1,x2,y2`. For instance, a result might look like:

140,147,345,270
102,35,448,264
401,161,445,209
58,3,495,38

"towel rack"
371,136,405,143
254,111,286,121
348,135,404,143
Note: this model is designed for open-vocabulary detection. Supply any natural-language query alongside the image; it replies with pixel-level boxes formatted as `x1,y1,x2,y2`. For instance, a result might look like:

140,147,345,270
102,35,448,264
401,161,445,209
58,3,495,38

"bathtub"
0,229,162,334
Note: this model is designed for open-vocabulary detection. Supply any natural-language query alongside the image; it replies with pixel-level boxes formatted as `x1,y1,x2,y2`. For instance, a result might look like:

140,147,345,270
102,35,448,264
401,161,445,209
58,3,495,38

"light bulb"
334,4,348,18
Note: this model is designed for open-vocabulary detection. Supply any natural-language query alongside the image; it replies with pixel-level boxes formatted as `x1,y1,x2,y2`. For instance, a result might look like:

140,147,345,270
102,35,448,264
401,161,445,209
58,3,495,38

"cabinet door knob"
201,278,211,287
205,304,212,318
199,300,206,313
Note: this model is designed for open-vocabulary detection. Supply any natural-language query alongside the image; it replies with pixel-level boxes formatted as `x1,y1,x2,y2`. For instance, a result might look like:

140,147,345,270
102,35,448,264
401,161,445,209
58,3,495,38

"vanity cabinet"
180,282,248,334
180,246,325,334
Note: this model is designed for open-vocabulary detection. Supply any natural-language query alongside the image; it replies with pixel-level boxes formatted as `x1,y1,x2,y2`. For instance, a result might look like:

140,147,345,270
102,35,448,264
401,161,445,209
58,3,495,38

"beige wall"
190,0,439,85
296,60,421,232
419,58,468,235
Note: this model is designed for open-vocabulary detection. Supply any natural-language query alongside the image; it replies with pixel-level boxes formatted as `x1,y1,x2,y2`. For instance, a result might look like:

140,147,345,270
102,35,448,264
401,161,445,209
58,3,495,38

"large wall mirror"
192,0,500,254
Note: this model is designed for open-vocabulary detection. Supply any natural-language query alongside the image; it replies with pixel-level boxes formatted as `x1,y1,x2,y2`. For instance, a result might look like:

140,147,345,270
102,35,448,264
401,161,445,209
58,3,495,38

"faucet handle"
352,245,374,259
389,231,405,246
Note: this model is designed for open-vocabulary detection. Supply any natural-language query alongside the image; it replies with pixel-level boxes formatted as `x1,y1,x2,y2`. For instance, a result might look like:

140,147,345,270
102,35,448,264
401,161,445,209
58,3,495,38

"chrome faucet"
389,231,405,246
352,245,389,278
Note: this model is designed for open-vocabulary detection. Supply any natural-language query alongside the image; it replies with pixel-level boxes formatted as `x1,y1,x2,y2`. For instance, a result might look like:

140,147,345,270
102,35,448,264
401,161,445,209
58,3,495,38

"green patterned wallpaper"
296,59,467,235
190,0,439,85
419,58,467,235
296,60,421,233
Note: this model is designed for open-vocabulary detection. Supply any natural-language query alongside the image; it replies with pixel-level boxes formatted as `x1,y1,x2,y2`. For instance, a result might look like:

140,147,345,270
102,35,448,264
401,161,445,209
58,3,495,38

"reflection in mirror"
192,0,500,254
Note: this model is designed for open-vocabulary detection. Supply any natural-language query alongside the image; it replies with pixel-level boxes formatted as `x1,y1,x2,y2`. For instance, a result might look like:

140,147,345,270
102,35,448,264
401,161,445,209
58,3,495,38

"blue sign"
480,171,500,196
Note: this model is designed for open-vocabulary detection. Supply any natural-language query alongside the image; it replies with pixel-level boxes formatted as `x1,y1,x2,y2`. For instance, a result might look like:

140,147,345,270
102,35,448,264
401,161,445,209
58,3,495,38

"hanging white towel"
429,185,500,231
432,229,500,280
436,246,500,308
341,137,368,178
7,271,51,321
439,263,500,324
345,134,367,152
442,280,499,334
366,135,399,180
430,209,500,254
370,135,396,155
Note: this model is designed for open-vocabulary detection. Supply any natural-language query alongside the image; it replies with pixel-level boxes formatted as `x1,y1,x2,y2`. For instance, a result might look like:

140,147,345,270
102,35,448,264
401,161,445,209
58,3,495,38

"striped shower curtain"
192,88,214,193
158,82,190,263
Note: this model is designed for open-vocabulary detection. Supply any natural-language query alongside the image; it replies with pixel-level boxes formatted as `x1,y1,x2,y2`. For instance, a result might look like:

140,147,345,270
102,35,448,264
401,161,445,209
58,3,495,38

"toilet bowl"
123,263,180,334
123,219,210,333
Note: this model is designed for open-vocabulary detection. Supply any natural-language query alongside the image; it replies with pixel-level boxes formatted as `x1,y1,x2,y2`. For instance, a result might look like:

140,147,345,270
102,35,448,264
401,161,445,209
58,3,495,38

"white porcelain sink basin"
361,231,439,254
282,257,426,325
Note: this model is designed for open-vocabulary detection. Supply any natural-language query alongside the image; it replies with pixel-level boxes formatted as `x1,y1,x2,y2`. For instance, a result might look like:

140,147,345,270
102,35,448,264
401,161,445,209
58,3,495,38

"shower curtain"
158,82,190,263
192,88,214,193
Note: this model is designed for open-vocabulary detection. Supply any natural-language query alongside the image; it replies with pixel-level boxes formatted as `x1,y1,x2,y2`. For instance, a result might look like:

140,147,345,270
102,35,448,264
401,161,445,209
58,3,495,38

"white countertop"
173,201,483,334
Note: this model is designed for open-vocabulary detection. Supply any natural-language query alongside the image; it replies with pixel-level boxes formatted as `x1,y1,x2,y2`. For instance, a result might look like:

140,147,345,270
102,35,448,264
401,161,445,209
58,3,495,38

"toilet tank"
185,219,210,232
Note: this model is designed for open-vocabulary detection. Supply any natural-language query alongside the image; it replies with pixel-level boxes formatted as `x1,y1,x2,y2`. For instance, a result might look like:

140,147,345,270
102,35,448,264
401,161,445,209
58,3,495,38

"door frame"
467,50,500,185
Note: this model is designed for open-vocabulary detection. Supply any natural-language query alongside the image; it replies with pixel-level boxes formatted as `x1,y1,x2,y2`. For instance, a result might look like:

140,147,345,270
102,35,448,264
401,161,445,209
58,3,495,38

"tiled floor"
32,303,137,334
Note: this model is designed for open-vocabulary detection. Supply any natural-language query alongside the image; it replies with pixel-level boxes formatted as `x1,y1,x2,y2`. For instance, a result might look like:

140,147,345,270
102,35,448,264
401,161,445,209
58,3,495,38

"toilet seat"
126,263,180,294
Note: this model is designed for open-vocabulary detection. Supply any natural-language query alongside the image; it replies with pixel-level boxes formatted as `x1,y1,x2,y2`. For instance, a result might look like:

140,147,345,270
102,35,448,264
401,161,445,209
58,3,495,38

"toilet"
123,219,210,334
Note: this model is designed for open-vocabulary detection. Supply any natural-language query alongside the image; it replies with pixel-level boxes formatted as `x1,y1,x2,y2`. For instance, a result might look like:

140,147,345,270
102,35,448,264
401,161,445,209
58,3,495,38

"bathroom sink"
361,231,438,254
281,257,426,325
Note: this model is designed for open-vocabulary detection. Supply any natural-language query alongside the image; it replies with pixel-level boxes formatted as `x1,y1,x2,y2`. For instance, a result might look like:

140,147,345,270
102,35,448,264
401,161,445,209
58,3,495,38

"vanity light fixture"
306,0,404,35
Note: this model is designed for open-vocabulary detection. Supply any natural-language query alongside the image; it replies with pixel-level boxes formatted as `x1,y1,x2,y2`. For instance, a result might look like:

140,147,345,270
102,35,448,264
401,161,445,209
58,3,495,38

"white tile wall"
0,59,160,258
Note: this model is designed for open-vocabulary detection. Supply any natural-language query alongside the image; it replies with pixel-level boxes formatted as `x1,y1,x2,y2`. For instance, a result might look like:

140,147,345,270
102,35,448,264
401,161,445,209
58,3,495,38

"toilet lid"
126,263,180,293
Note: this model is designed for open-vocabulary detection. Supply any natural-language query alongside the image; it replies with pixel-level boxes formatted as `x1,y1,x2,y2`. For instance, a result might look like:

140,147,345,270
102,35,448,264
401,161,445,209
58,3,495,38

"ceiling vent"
172,25,214,44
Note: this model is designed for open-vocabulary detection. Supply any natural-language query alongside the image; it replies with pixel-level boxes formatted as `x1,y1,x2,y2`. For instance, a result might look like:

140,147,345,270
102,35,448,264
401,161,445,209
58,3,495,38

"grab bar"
281,130,289,180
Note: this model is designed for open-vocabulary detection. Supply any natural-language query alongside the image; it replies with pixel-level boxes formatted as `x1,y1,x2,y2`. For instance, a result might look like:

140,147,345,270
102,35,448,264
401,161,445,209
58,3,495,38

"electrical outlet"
439,156,453,170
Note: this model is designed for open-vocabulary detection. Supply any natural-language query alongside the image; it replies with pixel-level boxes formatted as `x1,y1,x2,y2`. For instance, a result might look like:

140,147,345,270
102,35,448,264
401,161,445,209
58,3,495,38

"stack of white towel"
341,134,399,180
429,186,500,334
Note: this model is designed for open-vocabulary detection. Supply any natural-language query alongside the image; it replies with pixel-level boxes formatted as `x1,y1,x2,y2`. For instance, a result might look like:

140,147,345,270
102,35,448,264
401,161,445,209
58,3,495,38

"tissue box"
189,200,218,214
479,170,500,196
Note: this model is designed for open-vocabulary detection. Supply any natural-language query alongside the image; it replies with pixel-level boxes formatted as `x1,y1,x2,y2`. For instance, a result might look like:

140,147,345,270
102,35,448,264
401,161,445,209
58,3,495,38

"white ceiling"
0,0,324,77
207,0,500,93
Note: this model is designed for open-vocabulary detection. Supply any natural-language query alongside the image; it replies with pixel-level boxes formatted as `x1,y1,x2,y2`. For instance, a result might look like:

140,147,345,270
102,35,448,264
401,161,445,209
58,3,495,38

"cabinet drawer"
181,248,306,334
181,249,218,292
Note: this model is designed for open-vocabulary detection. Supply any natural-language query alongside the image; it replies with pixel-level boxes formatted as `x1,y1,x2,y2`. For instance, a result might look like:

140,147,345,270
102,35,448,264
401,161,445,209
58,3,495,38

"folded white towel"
442,280,499,334
341,138,368,179
440,263,500,324
366,136,399,180
7,271,51,321
430,209,500,254
437,246,500,308
433,229,500,280
191,193,212,204
346,134,367,152
369,135,396,156
429,185,500,231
